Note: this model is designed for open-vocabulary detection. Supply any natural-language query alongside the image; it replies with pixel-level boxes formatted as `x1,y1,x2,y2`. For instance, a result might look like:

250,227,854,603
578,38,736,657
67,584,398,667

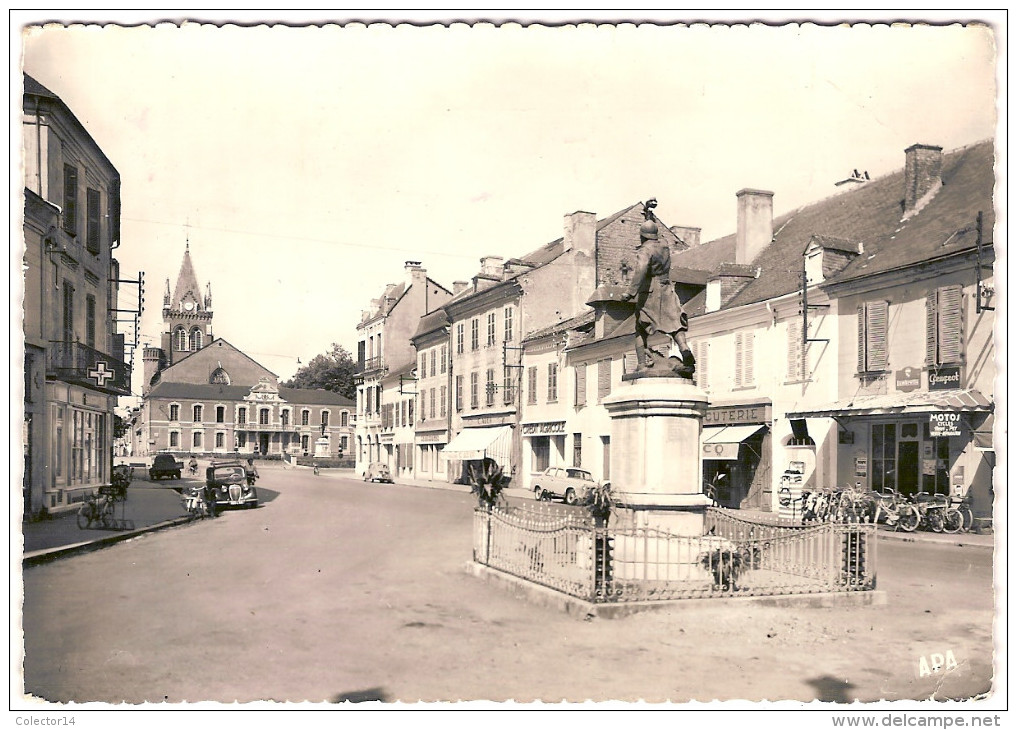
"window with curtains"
857,300,889,374
735,331,756,387
926,285,964,366
574,363,587,408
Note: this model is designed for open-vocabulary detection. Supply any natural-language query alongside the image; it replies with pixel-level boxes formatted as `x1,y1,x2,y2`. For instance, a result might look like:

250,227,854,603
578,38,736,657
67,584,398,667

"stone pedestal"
602,376,711,535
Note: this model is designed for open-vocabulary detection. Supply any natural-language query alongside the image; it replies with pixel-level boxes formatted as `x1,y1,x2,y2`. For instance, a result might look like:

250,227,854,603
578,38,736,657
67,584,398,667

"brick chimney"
563,211,597,255
670,225,701,248
736,189,774,265
903,143,943,217
480,256,504,278
404,260,426,289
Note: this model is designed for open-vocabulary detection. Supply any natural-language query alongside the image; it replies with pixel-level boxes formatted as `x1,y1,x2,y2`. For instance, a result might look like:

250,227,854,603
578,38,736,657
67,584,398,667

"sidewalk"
21,484,192,565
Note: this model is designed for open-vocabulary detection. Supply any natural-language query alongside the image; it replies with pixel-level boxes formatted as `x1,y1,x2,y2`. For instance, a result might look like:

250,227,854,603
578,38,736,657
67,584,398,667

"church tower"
160,242,214,366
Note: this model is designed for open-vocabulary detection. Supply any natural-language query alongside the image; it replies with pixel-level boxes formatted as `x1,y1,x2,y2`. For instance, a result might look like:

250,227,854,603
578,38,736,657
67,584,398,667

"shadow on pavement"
805,675,856,703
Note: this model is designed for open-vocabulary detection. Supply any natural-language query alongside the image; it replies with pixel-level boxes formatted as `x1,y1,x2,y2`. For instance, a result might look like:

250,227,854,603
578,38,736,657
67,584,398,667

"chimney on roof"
670,225,701,249
735,189,774,265
563,211,596,255
480,256,504,278
453,280,470,296
903,143,943,217
404,260,426,289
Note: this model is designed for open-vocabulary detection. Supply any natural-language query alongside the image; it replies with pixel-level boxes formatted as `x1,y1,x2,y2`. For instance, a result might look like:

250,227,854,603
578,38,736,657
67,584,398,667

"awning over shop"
443,426,513,470
702,424,766,460
973,413,995,451
786,389,992,419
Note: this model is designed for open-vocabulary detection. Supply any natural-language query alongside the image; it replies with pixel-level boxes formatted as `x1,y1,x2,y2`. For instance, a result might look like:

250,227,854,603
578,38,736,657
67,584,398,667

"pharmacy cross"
88,361,114,387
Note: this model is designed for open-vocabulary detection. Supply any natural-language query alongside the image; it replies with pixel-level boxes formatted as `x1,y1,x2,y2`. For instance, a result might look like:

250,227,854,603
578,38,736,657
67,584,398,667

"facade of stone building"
129,248,353,459
22,74,130,516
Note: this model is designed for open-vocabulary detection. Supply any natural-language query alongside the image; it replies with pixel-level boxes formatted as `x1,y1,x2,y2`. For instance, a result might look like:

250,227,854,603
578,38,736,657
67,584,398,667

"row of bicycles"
799,487,975,534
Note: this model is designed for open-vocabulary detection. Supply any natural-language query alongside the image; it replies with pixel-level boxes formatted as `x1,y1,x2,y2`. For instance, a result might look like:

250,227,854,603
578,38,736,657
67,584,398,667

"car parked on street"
532,467,600,505
364,462,394,483
149,453,183,481
204,460,258,509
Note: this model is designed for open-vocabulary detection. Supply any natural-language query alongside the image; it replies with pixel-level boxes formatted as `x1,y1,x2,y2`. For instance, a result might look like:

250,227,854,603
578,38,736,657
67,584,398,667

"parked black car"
149,454,183,480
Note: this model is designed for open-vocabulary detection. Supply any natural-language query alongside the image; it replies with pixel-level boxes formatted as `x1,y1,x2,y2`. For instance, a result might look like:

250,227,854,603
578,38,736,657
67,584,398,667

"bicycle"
77,490,116,529
910,492,962,533
951,495,975,533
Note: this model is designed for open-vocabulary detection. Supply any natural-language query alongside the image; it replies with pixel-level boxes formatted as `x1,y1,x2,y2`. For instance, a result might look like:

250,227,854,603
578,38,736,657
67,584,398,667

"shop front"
788,388,994,519
701,401,772,511
415,429,449,481
444,413,515,484
520,420,568,490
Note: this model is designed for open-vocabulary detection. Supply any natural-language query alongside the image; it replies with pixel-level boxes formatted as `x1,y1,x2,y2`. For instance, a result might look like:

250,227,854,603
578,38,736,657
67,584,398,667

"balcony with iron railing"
354,356,386,376
47,340,131,395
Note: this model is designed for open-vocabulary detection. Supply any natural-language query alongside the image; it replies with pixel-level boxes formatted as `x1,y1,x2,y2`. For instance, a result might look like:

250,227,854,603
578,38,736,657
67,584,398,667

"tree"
281,343,357,399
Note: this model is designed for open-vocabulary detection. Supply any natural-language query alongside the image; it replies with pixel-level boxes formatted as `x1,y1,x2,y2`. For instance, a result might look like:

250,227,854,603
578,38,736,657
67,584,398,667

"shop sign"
895,367,921,393
702,442,738,459
854,456,867,478
521,421,566,435
703,403,772,426
462,413,513,427
928,412,962,437
416,432,447,443
928,366,961,391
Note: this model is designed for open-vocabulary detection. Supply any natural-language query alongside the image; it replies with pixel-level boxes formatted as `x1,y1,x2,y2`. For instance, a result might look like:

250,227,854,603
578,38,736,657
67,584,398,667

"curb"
874,530,994,550
22,515,196,568
465,562,888,618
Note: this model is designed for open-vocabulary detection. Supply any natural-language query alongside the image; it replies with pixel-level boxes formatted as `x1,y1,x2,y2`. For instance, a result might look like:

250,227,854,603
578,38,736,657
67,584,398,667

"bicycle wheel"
926,509,944,533
76,503,93,530
100,499,116,529
941,508,963,534
897,504,920,532
957,504,975,532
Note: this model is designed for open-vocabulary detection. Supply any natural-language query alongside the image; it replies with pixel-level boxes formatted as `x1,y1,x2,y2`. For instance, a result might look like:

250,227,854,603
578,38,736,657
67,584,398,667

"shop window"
922,422,952,495
857,300,889,373
237,433,246,449
574,363,587,408
926,285,964,366
871,423,896,493
532,437,550,472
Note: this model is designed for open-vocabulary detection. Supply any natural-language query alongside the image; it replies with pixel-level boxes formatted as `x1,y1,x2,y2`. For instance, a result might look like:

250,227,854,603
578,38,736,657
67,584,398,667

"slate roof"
523,310,595,342
671,140,995,309
148,381,354,407
411,308,451,340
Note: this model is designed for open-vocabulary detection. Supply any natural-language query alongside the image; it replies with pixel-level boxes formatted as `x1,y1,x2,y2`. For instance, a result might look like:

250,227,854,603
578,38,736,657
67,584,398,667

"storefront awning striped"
443,426,513,471
702,424,766,460
785,389,992,419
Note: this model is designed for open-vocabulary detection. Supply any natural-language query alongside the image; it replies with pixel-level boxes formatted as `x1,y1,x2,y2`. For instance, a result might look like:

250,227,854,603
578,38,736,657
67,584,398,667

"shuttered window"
547,363,558,402
455,375,464,411
62,164,78,235
487,312,496,346
503,368,514,405
574,363,587,408
86,188,101,254
485,368,495,406
527,366,538,405
471,318,479,350
693,341,709,389
857,300,889,373
504,307,514,342
440,385,447,417
926,285,964,366
85,295,96,348
429,388,436,420
470,372,479,409
735,331,755,387
440,344,447,373
456,324,465,354
597,359,612,401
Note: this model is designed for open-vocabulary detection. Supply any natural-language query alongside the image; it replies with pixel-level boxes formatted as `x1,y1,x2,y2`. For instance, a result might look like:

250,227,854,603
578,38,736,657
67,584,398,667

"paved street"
21,467,995,704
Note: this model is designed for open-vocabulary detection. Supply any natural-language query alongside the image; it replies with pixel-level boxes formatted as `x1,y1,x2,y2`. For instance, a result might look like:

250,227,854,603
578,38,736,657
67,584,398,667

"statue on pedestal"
622,199,696,379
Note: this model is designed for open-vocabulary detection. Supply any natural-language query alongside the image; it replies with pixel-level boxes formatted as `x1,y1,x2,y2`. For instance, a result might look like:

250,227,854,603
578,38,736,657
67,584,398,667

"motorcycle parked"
182,484,217,519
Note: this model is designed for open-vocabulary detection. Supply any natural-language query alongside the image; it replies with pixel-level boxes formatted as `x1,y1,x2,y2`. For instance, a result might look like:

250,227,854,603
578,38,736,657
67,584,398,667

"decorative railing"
354,356,386,375
46,340,131,395
474,505,876,604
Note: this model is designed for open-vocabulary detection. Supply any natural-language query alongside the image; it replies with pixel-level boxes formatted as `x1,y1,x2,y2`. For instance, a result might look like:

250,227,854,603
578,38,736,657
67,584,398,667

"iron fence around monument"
473,505,876,604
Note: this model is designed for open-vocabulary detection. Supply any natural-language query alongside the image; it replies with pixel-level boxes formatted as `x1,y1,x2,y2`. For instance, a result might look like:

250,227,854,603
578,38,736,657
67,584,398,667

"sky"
12,11,1003,403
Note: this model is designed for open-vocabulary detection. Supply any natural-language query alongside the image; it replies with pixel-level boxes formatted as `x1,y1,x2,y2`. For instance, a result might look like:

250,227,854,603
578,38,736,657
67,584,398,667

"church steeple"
173,241,203,312
161,242,214,366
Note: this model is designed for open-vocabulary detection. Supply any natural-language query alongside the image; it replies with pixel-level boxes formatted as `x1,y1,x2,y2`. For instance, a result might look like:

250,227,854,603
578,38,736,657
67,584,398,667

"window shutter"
925,293,938,366
86,188,101,254
623,351,639,374
63,164,78,235
857,305,867,373
574,363,587,407
735,332,744,387
597,359,611,401
744,331,754,385
867,300,889,371
699,341,709,389
937,285,963,364
787,320,802,381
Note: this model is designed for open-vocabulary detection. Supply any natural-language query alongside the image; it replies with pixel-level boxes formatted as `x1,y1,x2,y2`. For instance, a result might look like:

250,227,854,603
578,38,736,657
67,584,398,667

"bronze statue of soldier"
622,199,696,379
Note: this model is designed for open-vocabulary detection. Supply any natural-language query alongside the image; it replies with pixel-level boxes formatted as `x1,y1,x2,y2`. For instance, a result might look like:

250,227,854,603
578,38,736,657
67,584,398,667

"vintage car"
204,461,259,509
364,462,394,483
149,453,183,480
532,466,601,505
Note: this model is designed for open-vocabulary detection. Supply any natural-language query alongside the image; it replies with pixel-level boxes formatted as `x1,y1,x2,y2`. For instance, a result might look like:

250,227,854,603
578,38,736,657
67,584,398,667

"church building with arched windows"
128,246,354,459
